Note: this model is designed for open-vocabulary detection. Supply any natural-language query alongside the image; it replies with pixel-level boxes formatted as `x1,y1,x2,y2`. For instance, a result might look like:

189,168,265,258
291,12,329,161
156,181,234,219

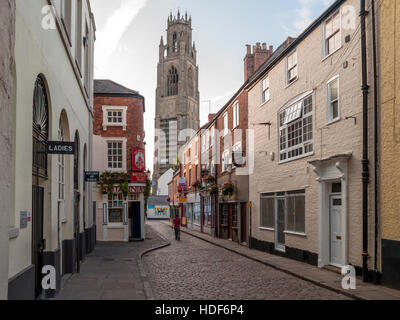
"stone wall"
0,0,15,299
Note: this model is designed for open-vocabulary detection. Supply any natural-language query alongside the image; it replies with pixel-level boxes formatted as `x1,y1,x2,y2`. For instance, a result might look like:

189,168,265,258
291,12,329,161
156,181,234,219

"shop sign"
179,196,187,203
47,141,75,155
85,171,100,182
130,171,147,183
132,148,146,172
112,185,145,194
178,177,187,192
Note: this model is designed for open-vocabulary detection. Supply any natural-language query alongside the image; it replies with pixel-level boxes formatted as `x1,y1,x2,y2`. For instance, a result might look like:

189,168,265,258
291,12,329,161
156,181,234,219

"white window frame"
261,75,270,104
222,149,231,172
232,142,243,168
323,10,342,59
327,75,340,123
210,126,215,147
233,102,239,128
286,51,298,85
108,193,124,225
105,138,127,171
278,93,314,164
102,106,128,131
223,113,229,136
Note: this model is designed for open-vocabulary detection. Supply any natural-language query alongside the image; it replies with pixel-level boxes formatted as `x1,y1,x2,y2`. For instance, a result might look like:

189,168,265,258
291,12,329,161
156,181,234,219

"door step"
129,237,144,242
323,265,342,274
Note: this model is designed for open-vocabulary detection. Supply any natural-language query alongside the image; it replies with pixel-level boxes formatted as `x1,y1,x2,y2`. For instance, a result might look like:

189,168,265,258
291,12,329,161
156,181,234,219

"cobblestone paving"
144,221,351,300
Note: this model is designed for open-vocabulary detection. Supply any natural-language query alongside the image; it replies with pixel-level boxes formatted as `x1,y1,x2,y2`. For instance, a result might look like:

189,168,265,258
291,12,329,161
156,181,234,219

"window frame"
323,10,342,59
102,106,128,131
106,138,126,171
278,93,314,164
232,142,243,168
326,75,340,124
108,193,124,225
261,75,270,104
233,101,239,128
286,51,298,85
222,149,231,173
223,113,229,136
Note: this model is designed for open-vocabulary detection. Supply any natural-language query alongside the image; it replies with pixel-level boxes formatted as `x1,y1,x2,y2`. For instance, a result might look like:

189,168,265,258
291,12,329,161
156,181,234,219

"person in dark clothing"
172,214,181,241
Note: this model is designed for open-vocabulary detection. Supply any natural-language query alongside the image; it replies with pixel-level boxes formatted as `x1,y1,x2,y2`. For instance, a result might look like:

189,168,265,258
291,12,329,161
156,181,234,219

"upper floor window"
75,0,83,72
172,33,178,52
262,76,270,104
188,67,194,97
327,76,340,123
167,66,179,96
61,0,72,45
210,126,215,146
232,142,243,168
107,142,123,169
223,113,229,136
222,149,231,172
286,51,298,85
102,106,127,131
233,102,239,128
279,93,313,163
323,11,341,58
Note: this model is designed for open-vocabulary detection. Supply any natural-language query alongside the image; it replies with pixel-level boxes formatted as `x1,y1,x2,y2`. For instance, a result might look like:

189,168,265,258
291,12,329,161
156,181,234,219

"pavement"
157,221,400,300
56,225,169,300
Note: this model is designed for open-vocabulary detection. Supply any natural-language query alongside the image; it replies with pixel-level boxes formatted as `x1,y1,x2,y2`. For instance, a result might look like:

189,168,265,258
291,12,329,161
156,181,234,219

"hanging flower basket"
98,172,130,196
209,184,219,196
221,181,235,198
203,174,215,186
192,180,202,192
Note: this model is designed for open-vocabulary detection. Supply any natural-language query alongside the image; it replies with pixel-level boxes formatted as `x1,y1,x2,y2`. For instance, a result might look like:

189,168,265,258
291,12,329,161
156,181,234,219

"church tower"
153,11,200,193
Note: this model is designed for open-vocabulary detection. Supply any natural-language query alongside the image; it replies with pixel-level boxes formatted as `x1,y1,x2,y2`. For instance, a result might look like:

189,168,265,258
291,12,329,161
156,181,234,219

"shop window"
108,194,123,223
260,196,274,229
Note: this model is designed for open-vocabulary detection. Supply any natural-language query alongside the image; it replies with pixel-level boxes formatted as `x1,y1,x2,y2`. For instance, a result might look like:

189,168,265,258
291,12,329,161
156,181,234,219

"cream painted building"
7,0,96,299
247,0,378,278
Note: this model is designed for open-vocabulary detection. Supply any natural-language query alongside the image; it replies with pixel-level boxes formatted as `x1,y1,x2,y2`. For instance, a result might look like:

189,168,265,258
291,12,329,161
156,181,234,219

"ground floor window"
108,194,123,223
260,190,305,233
232,204,238,228
193,203,201,225
204,196,212,227
221,205,229,227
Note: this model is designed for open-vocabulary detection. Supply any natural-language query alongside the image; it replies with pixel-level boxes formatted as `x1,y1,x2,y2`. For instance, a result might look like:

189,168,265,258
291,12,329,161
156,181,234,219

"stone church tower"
153,11,200,193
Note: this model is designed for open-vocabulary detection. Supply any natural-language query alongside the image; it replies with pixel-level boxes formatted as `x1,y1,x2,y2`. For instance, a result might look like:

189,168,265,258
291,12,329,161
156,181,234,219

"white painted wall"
157,168,174,196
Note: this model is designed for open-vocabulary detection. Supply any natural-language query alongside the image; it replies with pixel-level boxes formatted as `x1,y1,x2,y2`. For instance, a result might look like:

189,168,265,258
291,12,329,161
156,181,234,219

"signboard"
130,171,147,184
178,177,187,193
132,148,146,172
179,196,187,203
85,171,100,182
112,185,145,194
20,211,29,229
47,141,75,155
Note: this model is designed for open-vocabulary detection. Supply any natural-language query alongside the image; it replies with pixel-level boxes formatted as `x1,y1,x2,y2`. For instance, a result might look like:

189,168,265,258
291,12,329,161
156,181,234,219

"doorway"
275,198,286,252
330,195,343,267
129,202,141,240
240,203,248,244
32,186,44,298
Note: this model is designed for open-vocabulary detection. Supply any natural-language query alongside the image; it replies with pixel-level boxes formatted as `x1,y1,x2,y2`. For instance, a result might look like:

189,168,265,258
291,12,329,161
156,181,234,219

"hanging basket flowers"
192,180,202,190
221,181,235,198
203,174,215,186
209,184,219,196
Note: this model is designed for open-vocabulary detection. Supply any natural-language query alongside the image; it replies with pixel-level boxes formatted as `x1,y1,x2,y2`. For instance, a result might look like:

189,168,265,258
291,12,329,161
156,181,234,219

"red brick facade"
93,95,145,172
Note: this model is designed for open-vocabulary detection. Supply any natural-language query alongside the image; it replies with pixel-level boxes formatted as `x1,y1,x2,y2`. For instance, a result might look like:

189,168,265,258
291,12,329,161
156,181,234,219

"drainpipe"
360,0,370,283
370,0,380,281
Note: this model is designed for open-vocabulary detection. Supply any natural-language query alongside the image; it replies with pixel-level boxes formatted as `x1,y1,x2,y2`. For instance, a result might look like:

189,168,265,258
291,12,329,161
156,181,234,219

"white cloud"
94,0,149,70
285,0,335,36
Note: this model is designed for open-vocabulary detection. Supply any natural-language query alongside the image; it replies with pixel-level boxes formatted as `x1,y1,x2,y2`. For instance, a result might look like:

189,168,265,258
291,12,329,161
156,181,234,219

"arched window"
167,66,179,96
58,117,65,202
188,67,194,97
32,76,49,180
172,32,177,52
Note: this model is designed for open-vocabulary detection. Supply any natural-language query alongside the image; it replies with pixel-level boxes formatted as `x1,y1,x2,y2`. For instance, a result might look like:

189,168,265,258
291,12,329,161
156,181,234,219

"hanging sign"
132,148,146,172
47,141,75,155
85,171,100,182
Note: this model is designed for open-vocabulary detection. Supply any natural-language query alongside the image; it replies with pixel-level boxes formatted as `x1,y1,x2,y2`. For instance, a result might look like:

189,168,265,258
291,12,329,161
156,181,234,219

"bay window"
279,94,313,163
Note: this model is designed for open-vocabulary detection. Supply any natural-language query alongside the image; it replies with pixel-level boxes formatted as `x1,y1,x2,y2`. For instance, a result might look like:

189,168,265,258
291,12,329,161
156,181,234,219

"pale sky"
90,0,335,175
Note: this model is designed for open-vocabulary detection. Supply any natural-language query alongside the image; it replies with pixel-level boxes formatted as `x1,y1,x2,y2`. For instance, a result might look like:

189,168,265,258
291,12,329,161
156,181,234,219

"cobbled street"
144,222,351,300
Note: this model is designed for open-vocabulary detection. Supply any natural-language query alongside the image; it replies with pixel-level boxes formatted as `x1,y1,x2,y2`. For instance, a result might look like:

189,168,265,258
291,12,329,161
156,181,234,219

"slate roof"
94,79,139,96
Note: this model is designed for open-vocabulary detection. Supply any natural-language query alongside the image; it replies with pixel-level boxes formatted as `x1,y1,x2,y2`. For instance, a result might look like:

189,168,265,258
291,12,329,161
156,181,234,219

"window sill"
284,230,306,237
107,224,125,229
278,151,315,165
326,117,341,126
259,99,270,108
259,227,274,231
285,77,299,89
321,45,342,62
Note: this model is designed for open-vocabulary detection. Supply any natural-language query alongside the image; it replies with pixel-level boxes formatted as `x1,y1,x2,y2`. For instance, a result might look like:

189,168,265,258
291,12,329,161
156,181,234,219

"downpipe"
360,0,370,283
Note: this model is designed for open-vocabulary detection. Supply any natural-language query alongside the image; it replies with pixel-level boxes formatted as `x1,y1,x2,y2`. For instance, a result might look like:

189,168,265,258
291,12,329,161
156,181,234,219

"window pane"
261,197,274,228
294,196,305,233
286,197,295,232
329,80,339,101
332,101,339,119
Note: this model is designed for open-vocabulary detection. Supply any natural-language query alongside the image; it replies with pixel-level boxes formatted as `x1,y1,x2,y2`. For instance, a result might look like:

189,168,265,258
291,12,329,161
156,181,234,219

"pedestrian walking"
173,214,181,241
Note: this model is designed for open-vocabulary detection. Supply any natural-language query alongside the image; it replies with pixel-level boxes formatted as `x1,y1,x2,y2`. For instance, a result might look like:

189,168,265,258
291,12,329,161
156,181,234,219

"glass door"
275,198,286,251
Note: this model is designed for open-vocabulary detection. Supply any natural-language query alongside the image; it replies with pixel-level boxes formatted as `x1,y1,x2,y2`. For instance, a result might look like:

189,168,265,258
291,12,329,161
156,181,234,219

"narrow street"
143,222,350,300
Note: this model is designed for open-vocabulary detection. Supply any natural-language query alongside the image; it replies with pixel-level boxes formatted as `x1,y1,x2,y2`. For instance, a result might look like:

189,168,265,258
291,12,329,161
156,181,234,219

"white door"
330,196,343,267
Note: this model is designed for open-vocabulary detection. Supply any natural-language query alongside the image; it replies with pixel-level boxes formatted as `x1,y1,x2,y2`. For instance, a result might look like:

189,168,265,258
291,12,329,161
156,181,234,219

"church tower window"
167,66,179,96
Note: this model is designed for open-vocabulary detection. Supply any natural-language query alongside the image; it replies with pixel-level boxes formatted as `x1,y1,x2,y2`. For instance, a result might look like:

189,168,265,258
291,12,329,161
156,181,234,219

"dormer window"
102,106,128,131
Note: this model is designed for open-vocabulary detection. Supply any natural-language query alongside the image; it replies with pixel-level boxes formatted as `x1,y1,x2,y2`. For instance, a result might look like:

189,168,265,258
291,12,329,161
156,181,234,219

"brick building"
93,80,146,242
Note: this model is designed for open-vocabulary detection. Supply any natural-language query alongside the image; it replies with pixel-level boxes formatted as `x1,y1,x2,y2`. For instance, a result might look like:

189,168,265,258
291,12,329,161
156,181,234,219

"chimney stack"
244,42,274,81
